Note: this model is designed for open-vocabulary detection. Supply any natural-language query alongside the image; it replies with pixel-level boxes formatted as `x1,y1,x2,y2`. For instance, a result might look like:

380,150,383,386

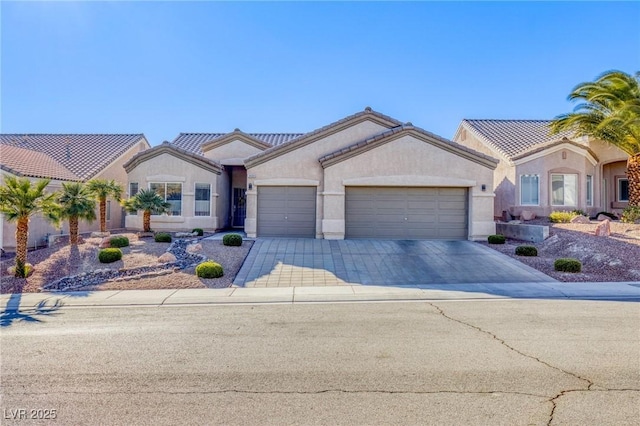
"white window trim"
550,173,578,207
194,182,212,217
617,177,629,202
520,174,540,206
149,182,183,216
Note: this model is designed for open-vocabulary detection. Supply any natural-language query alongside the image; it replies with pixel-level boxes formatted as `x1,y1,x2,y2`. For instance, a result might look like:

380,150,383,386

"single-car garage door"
346,187,468,239
257,186,316,238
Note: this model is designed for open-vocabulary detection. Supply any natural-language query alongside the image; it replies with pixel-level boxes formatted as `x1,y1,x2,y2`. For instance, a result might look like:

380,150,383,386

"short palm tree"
550,70,640,206
87,179,123,233
0,176,60,277
122,189,170,232
58,182,97,245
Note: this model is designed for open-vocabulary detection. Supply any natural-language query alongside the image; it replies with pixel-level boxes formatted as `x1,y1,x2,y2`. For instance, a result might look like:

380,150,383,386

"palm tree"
0,176,60,277
122,189,170,232
550,70,640,206
58,182,97,245
87,179,123,233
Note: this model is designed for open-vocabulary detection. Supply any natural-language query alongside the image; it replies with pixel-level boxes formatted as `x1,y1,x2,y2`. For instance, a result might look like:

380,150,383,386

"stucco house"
452,120,629,219
123,108,498,240
0,134,150,251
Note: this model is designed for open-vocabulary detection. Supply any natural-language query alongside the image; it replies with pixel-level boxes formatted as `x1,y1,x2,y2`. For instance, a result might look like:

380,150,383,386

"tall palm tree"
550,70,640,206
122,189,170,232
87,179,123,233
58,182,97,245
0,176,60,277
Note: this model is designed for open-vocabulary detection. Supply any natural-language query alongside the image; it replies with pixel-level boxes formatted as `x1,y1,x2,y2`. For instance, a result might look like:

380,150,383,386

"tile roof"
0,144,81,181
461,119,575,159
0,134,148,181
123,141,222,174
172,133,304,155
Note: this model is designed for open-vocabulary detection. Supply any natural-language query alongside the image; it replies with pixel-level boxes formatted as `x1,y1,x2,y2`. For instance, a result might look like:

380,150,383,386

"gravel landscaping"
0,233,253,293
482,220,640,282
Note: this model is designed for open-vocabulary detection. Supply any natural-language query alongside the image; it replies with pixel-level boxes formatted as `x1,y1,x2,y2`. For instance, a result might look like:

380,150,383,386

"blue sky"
2,1,639,146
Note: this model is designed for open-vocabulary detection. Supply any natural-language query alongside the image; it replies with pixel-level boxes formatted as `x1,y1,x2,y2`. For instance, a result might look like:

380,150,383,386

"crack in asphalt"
427,302,615,426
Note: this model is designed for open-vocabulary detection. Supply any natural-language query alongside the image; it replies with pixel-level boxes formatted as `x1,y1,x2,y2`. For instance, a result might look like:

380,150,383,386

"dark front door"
232,188,246,228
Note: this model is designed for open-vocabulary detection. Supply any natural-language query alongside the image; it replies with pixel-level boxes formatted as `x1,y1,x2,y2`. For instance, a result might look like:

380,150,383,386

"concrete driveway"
234,239,555,287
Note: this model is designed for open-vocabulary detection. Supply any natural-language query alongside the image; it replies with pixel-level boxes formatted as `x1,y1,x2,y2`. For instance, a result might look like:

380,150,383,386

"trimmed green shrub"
487,234,506,244
571,209,588,217
155,232,172,243
195,261,224,278
554,258,582,273
223,233,243,246
515,245,538,256
549,210,578,223
98,248,122,263
192,228,204,236
594,211,617,220
621,206,640,224
109,236,130,248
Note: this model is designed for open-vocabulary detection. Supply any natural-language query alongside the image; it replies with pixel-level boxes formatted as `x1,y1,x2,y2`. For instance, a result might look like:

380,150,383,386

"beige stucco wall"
124,152,220,231
603,160,628,212
245,120,391,237
321,135,495,240
203,139,265,164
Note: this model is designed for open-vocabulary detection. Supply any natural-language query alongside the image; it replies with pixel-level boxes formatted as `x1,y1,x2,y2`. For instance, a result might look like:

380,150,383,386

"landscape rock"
597,213,615,221
158,252,177,263
508,220,521,225
91,231,110,238
176,231,198,237
570,215,591,224
99,237,111,248
521,210,536,221
186,243,202,254
595,219,611,237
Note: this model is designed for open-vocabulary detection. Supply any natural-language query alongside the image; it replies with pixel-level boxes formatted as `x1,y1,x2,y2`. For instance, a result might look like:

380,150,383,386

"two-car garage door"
345,187,468,240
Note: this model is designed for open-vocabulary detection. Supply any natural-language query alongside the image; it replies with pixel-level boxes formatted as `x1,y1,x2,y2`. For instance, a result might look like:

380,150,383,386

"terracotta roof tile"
0,134,148,181
0,144,80,181
172,133,303,155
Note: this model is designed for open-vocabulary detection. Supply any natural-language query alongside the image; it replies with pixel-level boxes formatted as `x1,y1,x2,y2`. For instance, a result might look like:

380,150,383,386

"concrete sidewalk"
2,281,640,310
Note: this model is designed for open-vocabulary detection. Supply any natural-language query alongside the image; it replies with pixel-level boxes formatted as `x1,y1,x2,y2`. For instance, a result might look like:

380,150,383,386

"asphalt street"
1,300,639,425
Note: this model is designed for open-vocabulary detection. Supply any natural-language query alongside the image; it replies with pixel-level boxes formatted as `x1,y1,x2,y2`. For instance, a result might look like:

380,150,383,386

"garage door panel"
257,186,316,238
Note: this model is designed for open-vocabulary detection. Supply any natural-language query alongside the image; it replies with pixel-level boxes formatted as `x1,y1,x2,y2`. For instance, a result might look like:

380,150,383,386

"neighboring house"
124,108,498,240
0,134,150,251
452,120,629,219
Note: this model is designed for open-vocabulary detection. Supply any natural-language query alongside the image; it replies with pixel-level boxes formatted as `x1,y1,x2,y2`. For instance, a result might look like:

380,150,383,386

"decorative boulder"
597,213,615,221
186,243,202,254
157,252,177,263
594,219,611,237
99,237,111,248
176,231,198,237
570,215,590,224
91,231,110,238
521,210,536,221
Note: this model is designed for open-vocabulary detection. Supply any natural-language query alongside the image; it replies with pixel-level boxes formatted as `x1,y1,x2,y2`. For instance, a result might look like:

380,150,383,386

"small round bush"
98,248,122,263
554,258,582,273
195,261,224,278
621,206,640,224
549,210,578,223
192,228,204,236
223,233,243,246
487,234,506,244
155,232,172,243
515,245,538,256
109,236,130,248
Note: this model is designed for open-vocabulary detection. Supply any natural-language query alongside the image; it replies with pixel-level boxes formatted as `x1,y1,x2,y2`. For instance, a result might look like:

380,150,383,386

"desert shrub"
195,261,224,278
549,210,578,223
11,259,33,278
487,234,506,244
594,211,617,220
554,258,582,273
571,209,587,217
109,236,129,248
192,228,204,236
155,232,172,243
621,206,640,224
223,233,243,246
515,245,538,256
98,248,122,263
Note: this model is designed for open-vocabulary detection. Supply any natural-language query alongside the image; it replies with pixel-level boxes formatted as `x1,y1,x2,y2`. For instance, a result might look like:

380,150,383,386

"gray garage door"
345,187,468,239
257,186,316,238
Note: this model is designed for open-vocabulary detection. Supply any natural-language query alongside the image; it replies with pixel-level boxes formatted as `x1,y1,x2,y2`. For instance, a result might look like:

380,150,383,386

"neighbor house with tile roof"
123,108,498,240
0,134,150,251
452,120,629,219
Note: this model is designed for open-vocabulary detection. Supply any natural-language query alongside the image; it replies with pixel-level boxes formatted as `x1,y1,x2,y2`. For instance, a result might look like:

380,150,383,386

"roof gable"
123,142,222,175
0,133,149,180
201,130,271,153
512,138,599,163
319,124,499,170
172,132,303,155
244,107,403,168
0,144,81,181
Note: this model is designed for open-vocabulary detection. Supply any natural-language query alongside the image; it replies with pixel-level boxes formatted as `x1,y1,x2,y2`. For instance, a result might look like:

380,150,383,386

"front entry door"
232,188,246,228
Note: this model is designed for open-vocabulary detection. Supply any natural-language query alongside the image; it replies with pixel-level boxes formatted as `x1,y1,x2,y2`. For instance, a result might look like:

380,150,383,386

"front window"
195,183,211,216
129,182,139,197
617,178,629,202
520,175,539,205
551,174,577,206
586,175,593,207
150,182,182,216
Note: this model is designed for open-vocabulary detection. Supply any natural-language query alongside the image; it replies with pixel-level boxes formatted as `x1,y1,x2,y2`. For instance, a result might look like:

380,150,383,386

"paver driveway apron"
234,239,554,287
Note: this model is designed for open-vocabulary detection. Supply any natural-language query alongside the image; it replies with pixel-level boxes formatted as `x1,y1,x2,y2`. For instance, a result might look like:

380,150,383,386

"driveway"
234,239,555,287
